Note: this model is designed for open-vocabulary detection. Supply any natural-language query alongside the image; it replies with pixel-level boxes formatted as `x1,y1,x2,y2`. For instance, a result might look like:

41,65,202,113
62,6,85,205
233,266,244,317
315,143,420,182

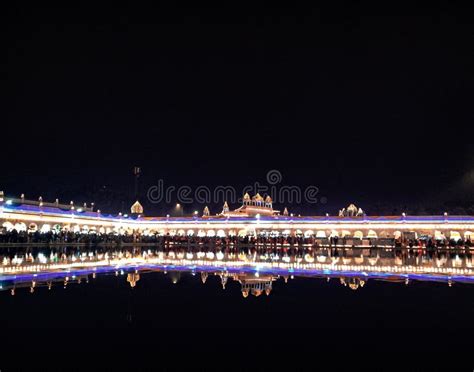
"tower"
131,166,143,216
222,201,229,214
133,166,141,200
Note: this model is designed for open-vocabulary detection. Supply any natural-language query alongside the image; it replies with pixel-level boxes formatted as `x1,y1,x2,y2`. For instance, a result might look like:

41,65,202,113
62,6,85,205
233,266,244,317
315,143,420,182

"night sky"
3,5,474,215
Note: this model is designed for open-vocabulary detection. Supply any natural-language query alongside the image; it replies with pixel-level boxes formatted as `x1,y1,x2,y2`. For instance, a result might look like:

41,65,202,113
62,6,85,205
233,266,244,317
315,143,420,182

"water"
1,245,473,366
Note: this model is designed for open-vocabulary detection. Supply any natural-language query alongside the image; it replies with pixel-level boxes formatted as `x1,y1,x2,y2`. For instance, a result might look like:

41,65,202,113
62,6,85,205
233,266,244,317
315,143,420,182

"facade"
1,192,474,241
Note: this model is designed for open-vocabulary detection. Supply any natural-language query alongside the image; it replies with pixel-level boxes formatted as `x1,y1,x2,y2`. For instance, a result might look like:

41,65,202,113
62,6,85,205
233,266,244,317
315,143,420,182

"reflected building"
1,245,474,297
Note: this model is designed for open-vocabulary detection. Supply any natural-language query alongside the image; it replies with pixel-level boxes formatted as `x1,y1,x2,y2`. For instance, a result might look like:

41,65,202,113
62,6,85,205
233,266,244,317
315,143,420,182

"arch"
329,230,339,238
168,229,176,236
206,252,215,259
28,223,38,233
40,224,51,233
354,231,364,239
52,224,62,233
341,230,351,238
216,229,226,237
304,230,314,238
367,230,378,239
207,230,216,237
14,223,27,232
228,230,237,236
449,231,462,241
393,231,402,239
99,227,106,234
158,229,166,236
434,231,445,240
316,231,327,238
238,229,247,237
197,230,206,237
2,222,14,232
81,225,89,233
187,229,195,236
282,229,292,236
142,229,152,236
304,254,314,263
464,231,474,240
295,229,303,236
177,229,186,236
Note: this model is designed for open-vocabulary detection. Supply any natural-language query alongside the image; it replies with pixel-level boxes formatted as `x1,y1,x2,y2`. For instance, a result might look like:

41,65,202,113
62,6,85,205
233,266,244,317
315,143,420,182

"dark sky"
2,5,473,214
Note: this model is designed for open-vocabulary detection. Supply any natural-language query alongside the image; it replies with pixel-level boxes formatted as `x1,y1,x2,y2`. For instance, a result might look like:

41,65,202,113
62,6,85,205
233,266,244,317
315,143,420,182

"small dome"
243,193,251,201
253,193,264,201
347,204,358,211
131,201,144,214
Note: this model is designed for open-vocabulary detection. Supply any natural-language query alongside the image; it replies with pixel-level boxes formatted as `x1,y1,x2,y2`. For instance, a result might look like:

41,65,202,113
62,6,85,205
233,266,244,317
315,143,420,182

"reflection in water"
0,245,473,296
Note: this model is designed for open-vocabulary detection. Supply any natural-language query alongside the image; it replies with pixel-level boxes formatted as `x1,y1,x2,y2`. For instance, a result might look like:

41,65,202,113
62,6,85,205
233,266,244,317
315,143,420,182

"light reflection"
1,245,474,297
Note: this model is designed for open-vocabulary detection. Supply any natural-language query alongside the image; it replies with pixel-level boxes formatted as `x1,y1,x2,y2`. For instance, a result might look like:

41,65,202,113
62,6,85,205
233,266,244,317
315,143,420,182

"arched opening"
354,231,364,239
295,229,303,236
197,230,206,237
341,230,351,238
238,229,247,237
216,229,226,237
316,231,327,238
2,222,14,232
187,229,195,236
329,230,339,238
304,230,314,238
207,230,216,237
282,229,291,236
40,224,51,233
28,223,38,233
434,231,446,241
367,230,378,239
177,229,186,236
228,230,237,236
393,231,402,240
464,231,474,240
449,231,462,241
14,223,27,232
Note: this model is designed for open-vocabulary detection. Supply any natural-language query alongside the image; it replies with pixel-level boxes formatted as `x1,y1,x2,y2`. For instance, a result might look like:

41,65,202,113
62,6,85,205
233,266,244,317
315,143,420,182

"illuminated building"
1,192,474,241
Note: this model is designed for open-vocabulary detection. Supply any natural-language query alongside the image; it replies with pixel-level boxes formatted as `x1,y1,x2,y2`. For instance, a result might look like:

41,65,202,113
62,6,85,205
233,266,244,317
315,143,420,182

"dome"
130,201,144,214
253,193,264,201
243,193,251,201
265,195,272,203
347,204,358,212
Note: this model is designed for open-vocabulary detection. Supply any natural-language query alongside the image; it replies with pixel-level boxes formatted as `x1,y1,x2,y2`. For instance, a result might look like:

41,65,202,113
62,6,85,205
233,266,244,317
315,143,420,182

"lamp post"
175,203,184,217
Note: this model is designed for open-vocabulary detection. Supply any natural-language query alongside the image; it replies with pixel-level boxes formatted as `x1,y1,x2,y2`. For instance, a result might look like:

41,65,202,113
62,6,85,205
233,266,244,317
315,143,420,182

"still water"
1,244,474,365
